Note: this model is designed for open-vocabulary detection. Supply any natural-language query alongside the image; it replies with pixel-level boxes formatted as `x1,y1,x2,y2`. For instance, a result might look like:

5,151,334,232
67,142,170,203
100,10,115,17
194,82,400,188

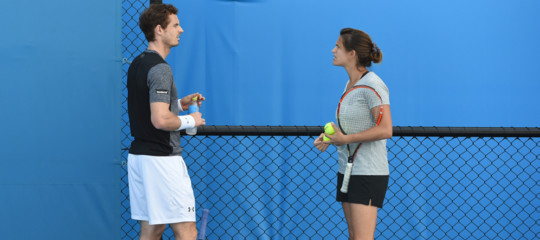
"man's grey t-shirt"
146,51,182,155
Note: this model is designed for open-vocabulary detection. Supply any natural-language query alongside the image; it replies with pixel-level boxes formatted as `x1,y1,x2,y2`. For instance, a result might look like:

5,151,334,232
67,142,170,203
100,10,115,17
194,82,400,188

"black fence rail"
191,126,540,137
120,126,539,240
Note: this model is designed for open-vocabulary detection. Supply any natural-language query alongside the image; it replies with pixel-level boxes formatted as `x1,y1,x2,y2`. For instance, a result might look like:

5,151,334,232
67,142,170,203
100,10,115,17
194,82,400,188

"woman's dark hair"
139,4,178,42
340,28,382,67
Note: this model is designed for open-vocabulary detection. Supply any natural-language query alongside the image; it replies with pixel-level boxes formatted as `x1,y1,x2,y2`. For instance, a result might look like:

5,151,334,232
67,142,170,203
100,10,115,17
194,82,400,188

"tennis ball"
323,122,335,142
324,122,335,135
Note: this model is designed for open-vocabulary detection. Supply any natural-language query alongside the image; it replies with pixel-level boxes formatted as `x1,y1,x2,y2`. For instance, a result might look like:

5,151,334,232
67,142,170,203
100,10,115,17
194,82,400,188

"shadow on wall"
151,0,266,4
217,0,265,2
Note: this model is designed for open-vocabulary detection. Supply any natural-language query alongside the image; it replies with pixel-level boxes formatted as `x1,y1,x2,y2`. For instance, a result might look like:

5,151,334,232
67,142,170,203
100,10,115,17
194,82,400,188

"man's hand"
180,92,205,111
190,111,206,127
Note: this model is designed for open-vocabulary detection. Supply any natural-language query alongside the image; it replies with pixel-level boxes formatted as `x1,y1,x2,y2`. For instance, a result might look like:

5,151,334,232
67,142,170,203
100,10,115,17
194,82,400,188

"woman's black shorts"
336,173,389,208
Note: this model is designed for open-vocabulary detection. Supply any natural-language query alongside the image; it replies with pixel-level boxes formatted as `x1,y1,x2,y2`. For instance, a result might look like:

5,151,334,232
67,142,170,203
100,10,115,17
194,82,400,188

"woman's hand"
313,133,330,152
324,122,350,146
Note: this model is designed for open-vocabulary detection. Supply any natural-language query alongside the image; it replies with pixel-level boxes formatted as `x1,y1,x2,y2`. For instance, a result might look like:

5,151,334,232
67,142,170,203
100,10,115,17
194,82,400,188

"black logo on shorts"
188,207,195,212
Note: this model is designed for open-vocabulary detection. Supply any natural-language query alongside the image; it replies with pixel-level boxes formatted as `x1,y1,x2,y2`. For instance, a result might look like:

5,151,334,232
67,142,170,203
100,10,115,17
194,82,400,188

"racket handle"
340,163,353,193
198,209,210,240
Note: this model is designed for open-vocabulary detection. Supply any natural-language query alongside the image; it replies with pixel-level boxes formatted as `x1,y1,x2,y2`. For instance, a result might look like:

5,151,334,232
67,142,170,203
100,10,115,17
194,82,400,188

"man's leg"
139,221,166,240
170,222,197,240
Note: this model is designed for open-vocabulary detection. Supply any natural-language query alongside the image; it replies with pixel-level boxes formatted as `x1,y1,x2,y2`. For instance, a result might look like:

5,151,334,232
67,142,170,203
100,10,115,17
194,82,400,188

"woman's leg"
349,202,378,240
342,202,354,239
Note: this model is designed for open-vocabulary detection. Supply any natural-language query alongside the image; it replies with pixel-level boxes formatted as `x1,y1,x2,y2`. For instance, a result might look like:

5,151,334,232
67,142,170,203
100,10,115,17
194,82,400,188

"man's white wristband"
177,115,196,131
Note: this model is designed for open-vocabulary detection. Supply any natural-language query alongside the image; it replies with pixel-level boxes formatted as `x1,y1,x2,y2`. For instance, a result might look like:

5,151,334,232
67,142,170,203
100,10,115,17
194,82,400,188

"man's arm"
150,102,205,131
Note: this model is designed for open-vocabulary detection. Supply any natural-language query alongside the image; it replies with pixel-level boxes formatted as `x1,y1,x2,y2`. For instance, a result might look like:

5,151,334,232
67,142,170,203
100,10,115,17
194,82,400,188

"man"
127,4,205,240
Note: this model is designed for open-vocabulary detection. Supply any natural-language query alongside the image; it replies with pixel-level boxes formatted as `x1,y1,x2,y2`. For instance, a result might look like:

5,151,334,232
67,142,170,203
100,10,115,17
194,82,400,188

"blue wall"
0,0,538,239
0,0,122,239
168,0,540,127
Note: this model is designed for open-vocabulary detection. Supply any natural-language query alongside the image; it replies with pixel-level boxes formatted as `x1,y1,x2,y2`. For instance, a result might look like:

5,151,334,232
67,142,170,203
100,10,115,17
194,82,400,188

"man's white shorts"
128,154,196,225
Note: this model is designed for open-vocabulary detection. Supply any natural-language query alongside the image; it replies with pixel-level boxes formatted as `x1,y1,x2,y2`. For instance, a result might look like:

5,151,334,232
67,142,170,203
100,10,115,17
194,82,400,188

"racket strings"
337,85,384,164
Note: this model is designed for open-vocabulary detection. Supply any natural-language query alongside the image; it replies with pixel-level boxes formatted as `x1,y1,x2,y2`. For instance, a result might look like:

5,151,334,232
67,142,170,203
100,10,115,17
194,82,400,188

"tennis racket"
337,84,383,193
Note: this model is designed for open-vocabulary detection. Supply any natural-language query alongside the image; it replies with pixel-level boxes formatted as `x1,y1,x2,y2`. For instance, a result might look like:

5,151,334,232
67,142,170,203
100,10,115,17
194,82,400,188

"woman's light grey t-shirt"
336,72,390,175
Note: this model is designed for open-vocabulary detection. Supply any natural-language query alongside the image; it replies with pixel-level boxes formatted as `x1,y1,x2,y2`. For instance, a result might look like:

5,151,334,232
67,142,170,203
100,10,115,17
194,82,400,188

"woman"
314,28,393,240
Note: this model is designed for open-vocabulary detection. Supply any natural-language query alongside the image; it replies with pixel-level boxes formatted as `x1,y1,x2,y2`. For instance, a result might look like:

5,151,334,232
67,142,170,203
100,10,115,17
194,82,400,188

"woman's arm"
325,105,392,146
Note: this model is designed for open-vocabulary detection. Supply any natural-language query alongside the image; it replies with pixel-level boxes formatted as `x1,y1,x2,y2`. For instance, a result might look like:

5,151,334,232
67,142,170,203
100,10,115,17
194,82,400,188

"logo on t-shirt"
156,89,169,95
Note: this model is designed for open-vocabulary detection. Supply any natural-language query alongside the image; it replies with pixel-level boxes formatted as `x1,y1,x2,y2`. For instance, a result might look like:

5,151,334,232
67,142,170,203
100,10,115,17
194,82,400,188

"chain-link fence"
120,126,539,239
121,1,539,239
121,0,145,236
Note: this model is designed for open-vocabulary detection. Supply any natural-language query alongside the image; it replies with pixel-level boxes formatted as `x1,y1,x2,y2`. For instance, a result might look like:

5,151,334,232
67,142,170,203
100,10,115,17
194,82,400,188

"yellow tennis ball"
324,122,335,135
323,122,335,142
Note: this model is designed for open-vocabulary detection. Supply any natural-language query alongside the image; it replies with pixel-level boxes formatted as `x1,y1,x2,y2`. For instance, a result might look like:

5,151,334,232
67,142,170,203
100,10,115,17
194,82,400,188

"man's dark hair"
139,4,178,42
